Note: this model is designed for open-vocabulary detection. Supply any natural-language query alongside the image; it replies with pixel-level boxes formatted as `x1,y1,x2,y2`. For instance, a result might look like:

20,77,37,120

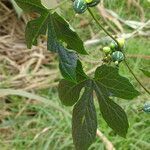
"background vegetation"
0,0,150,149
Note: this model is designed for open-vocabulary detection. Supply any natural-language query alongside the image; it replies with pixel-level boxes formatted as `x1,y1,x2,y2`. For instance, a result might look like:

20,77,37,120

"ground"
0,0,150,150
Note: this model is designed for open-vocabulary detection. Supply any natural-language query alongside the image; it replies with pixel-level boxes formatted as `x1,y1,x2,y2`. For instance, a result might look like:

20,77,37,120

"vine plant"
14,0,149,149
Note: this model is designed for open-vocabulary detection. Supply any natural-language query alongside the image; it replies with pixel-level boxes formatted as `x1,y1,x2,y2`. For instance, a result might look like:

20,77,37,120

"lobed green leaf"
15,0,87,81
93,65,140,137
15,0,87,54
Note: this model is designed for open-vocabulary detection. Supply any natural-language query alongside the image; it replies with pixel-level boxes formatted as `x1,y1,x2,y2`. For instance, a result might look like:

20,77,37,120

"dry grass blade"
97,129,115,150
127,0,145,22
0,1,59,90
97,2,124,33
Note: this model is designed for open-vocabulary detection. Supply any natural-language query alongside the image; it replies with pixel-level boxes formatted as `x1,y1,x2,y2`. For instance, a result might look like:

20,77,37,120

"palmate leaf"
72,86,97,150
93,65,140,137
58,63,140,148
15,0,86,53
15,0,87,81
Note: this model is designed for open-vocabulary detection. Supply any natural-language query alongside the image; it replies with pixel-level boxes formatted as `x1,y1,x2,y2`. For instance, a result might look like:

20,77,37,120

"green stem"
87,8,120,49
87,8,150,95
124,60,150,95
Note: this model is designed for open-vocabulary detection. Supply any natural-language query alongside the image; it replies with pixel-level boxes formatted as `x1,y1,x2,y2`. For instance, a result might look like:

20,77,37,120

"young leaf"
72,86,97,150
94,83,129,137
94,65,140,99
58,79,85,106
140,68,150,78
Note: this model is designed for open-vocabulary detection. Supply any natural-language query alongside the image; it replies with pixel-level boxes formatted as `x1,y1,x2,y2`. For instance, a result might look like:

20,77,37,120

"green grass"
0,37,149,149
0,0,150,150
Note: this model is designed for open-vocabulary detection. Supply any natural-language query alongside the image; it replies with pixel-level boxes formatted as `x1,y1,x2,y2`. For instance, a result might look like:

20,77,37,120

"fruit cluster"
102,38,125,65
73,0,100,14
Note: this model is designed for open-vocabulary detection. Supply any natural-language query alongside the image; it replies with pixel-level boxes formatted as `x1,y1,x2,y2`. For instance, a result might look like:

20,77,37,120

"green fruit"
103,46,111,54
143,102,150,113
111,51,124,62
110,41,118,51
117,38,125,48
85,0,93,3
73,0,87,14
87,0,100,7
114,61,119,65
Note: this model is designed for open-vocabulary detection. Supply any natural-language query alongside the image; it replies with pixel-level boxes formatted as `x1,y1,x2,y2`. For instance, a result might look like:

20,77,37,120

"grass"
0,0,150,149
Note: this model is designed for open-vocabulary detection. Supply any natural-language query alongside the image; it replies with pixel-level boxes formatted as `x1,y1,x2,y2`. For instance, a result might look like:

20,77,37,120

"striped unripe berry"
73,0,87,14
111,51,124,62
143,103,150,113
